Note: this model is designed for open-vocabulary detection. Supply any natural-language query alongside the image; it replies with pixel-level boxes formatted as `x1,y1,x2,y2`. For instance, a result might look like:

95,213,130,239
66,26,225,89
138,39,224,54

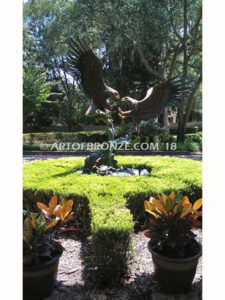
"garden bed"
23,156,202,286
45,230,202,299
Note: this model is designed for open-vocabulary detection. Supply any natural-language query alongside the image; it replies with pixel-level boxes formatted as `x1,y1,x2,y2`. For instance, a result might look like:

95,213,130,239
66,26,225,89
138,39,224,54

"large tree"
69,0,202,139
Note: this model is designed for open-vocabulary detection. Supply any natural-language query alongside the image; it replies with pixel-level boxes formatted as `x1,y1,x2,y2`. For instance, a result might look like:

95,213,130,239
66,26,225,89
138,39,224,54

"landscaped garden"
23,156,202,297
23,1,202,298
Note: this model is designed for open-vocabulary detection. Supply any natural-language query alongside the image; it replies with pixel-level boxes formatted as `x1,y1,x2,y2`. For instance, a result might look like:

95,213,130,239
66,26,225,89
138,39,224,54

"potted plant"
144,193,202,293
23,195,77,300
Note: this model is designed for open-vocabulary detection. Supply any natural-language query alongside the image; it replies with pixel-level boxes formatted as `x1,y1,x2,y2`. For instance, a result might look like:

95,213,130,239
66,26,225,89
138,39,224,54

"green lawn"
23,156,202,286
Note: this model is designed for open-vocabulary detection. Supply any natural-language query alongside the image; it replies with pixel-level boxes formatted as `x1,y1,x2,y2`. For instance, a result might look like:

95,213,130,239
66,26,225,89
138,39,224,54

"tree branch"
188,7,202,59
190,7,202,37
167,45,181,79
184,74,202,124
53,57,69,95
125,34,165,81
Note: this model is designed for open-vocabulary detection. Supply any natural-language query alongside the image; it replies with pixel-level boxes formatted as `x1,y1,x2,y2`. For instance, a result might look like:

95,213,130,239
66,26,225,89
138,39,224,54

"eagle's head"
105,87,120,100
121,96,138,106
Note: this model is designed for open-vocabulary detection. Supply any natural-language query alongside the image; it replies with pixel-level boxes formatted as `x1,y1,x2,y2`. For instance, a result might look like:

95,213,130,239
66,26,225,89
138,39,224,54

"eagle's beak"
120,97,126,102
115,94,120,100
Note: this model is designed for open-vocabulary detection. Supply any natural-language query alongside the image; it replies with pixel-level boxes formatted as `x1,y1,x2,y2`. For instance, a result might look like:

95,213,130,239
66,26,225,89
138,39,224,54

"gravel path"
45,230,202,300
23,153,202,164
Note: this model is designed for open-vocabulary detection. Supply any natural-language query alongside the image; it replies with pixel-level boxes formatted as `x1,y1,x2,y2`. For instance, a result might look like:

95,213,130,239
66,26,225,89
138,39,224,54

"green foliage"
177,133,202,152
152,132,202,152
91,196,134,286
183,141,201,152
23,131,202,152
23,130,108,147
185,132,202,143
23,156,202,285
23,211,60,265
170,126,202,135
144,194,202,258
23,0,202,130
23,63,52,122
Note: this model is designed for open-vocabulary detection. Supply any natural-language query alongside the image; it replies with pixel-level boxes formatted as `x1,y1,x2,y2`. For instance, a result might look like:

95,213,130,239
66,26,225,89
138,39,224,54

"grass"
23,156,202,285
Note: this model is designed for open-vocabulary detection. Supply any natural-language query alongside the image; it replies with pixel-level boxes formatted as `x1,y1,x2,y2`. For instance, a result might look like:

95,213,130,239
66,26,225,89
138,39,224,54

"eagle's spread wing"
68,38,107,109
121,75,191,121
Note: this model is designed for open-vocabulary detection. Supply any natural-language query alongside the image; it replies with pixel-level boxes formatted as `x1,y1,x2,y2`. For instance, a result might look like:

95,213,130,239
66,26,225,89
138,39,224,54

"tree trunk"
67,95,74,132
184,75,202,125
177,0,188,143
163,108,170,133
177,102,185,142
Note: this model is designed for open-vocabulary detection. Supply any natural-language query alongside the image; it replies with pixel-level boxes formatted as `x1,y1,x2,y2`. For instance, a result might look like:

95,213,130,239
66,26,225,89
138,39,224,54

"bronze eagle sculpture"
67,38,120,116
119,75,190,123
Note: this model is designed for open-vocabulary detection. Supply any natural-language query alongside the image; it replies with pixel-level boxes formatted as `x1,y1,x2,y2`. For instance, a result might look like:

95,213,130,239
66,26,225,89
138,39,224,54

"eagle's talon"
119,112,126,119
118,107,124,114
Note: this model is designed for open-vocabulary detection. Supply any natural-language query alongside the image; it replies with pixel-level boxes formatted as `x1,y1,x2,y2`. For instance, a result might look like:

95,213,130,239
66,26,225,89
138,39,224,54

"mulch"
45,230,202,300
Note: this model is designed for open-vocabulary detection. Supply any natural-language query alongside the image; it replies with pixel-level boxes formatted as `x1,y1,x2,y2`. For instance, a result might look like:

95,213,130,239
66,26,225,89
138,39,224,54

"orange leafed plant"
144,193,202,258
23,212,62,265
23,195,77,266
144,193,202,220
37,195,75,224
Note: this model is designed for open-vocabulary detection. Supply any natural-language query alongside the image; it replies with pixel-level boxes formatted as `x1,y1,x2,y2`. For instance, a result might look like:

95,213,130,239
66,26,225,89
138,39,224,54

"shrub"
185,132,202,147
91,199,134,286
170,125,202,135
130,121,166,143
23,156,202,286
144,193,202,258
23,196,77,266
23,130,108,146
183,140,201,152
151,132,202,152
23,189,90,236
23,212,62,265
23,131,202,152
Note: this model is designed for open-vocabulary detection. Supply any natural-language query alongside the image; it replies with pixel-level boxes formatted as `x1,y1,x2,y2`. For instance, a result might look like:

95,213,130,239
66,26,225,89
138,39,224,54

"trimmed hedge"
23,131,202,153
152,132,202,152
23,130,108,145
23,156,202,286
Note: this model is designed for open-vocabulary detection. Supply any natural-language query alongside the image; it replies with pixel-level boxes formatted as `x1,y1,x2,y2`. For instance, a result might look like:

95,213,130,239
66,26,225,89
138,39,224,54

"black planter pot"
148,242,202,294
23,246,63,300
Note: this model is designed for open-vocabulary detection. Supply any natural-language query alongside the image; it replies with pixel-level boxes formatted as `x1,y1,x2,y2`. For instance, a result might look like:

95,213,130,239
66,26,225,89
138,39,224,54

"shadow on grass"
50,162,152,179
51,167,82,178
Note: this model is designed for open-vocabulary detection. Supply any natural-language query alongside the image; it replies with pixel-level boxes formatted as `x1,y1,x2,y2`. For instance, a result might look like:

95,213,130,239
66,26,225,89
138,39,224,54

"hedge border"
23,156,202,286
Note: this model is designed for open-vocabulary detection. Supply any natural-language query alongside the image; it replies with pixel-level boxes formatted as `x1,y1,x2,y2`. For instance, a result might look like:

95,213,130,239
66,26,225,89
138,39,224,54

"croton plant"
36,195,76,231
23,196,77,265
144,193,202,258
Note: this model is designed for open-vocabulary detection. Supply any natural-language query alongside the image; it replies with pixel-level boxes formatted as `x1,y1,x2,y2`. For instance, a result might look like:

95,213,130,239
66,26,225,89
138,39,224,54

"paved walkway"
23,153,202,164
